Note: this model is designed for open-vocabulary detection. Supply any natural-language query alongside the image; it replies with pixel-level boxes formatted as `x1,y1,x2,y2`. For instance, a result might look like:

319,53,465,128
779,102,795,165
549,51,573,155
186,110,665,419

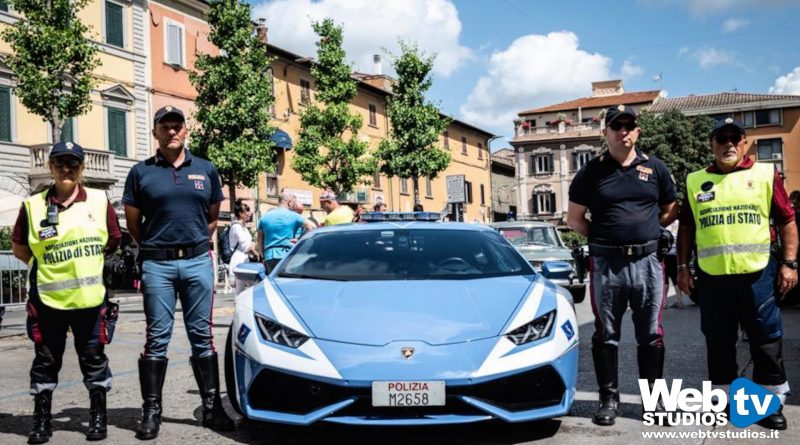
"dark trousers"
264,258,281,274
697,256,786,385
27,298,111,394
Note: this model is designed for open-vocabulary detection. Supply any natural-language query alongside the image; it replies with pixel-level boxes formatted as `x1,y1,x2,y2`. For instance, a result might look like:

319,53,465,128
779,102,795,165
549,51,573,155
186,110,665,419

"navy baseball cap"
153,105,185,125
605,104,638,125
710,117,745,137
49,141,85,161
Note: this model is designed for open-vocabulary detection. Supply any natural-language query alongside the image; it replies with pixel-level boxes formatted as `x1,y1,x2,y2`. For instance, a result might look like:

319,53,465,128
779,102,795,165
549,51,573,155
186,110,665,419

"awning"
270,129,293,150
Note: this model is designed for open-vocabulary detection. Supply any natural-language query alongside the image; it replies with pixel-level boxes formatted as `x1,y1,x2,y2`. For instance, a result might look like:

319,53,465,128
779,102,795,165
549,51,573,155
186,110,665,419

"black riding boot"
28,391,53,444
638,345,668,423
592,345,619,426
758,406,787,430
86,387,107,440
135,357,168,440
190,353,235,431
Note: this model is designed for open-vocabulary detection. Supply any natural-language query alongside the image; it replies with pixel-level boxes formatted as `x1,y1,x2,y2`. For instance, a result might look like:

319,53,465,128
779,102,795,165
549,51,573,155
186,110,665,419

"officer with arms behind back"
567,105,677,426
12,142,122,443
123,106,234,440
677,118,795,430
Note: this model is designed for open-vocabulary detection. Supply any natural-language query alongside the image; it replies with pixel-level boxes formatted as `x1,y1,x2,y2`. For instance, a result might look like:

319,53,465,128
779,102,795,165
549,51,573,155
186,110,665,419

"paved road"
0,288,797,444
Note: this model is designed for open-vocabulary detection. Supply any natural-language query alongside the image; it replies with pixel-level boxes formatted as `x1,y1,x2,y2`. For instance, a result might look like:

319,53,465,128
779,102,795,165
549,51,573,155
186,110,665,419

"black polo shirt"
122,149,224,248
569,148,675,245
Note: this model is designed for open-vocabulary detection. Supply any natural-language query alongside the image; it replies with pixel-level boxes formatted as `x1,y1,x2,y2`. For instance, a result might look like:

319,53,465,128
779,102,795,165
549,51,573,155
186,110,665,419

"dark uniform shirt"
122,149,224,248
569,148,676,245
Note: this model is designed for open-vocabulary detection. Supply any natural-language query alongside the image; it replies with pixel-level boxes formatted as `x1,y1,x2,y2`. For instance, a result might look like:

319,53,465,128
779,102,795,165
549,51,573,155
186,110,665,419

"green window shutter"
0,86,11,142
0,1,9,13
105,1,123,48
108,108,127,157
60,118,74,143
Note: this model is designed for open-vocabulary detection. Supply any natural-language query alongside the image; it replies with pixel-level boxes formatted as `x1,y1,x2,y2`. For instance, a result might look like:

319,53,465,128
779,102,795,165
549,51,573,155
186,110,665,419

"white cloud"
722,18,749,32
677,46,689,56
769,66,800,95
252,0,472,77
459,32,613,132
693,48,736,70
621,58,644,80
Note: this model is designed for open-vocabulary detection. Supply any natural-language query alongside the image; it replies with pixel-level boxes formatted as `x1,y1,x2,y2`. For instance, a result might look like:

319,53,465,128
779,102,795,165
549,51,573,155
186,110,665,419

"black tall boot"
86,388,107,441
28,391,53,444
638,345,667,423
592,345,619,426
190,353,235,431
135,357,168,440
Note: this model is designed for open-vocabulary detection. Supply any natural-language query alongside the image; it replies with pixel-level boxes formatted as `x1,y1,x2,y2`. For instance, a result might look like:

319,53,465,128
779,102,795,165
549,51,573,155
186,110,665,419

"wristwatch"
781,260,798,270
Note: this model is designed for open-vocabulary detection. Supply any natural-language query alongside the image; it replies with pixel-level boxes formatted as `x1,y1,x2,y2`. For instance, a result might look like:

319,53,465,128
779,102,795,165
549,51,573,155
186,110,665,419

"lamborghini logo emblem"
401,347,415,359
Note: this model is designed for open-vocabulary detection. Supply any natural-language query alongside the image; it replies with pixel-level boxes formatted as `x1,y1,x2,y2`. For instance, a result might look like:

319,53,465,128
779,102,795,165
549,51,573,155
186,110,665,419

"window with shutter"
105,1,124,48
0,1,9,12
480,184,485,205
0,86,11,142
465,181,473,204
165,21,184,66
400,178,408,194
549,192,556,214
425,177,432,197
107,108,127,157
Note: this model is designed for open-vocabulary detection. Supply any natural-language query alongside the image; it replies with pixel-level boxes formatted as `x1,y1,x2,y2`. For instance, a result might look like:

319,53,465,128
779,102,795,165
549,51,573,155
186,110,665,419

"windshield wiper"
276,272,346,281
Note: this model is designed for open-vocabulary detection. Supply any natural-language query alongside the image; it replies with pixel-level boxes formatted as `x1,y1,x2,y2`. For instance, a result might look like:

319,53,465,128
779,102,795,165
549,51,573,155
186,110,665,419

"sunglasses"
608,121,638,132
714,133,742,145
51,157,82,168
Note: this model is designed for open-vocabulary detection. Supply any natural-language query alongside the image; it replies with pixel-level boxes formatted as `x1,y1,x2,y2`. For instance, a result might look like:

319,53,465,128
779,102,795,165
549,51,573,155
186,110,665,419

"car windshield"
497,226,562,247
276,229,532,281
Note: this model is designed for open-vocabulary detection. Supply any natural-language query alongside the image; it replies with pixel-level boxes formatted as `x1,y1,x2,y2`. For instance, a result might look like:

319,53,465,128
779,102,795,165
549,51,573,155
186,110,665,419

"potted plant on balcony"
513,118,522,127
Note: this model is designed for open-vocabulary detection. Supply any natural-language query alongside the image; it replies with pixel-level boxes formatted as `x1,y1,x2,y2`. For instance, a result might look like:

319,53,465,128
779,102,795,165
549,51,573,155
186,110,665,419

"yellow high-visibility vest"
687,162,773,275
25,187,109,309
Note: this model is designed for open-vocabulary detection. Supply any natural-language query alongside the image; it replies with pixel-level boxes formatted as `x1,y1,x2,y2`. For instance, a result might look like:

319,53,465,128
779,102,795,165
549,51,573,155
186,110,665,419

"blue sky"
249,0,800,149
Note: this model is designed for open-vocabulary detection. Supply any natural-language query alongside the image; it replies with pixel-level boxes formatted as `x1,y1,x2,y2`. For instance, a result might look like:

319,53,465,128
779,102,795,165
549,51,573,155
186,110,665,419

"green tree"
2,0,100,143
292,19,376,195
637,109,715,200
190,0,276,204
377,42,451,206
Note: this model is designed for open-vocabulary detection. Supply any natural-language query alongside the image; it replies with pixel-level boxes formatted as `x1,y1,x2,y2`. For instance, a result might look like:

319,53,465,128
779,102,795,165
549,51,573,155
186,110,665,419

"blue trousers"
141,254,215,358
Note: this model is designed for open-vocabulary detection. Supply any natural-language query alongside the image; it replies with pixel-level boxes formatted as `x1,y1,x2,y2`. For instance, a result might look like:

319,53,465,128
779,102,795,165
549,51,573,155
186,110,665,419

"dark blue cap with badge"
49,141,85,161
711,117,745,137
605,104,638,125
153,105,185,125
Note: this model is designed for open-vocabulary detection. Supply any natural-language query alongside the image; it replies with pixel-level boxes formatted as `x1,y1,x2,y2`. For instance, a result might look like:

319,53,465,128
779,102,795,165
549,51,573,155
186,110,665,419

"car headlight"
505,310,556,345
255,314,309,348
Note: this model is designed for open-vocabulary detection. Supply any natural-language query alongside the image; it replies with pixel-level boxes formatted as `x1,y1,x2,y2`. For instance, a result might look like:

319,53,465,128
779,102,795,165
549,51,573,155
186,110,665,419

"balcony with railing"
513,121,603,142
29,144,117,190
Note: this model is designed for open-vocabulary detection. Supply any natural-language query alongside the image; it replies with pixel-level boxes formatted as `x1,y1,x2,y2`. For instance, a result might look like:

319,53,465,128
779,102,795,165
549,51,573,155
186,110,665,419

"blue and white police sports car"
225,216,579,426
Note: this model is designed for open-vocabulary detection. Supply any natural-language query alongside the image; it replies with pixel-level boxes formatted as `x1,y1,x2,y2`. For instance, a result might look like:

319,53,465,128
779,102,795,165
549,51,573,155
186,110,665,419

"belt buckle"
626,246,633,256
178,248,185,259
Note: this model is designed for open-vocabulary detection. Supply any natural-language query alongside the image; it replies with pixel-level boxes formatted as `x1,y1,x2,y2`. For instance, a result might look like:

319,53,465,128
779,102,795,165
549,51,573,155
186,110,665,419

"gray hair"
278,191,296,204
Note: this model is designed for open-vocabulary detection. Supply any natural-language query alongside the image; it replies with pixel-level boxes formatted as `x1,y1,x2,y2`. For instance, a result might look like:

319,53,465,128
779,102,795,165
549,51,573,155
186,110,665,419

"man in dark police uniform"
567,105,677,426
123,105,234,440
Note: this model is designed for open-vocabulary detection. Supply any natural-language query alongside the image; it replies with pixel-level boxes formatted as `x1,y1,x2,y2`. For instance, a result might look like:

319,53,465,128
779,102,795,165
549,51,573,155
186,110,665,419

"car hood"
272,276,533,346
516,245,572,262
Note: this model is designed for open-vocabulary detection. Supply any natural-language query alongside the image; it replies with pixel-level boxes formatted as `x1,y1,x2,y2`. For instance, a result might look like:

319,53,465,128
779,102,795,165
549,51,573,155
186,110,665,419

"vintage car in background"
490,221,586,303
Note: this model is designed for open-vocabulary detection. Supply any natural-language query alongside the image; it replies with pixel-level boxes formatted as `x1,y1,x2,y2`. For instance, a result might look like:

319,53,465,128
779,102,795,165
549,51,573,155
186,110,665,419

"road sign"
446,175,466,203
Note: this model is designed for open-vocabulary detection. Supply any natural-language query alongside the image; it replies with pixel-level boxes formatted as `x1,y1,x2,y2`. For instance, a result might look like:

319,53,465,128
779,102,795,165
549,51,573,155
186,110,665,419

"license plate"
371,381,446,407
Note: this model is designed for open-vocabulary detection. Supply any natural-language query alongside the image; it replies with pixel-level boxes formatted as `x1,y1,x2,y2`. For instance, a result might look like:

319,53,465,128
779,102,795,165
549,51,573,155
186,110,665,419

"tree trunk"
227,173,237,222
412,175,420,210
50,110,62,146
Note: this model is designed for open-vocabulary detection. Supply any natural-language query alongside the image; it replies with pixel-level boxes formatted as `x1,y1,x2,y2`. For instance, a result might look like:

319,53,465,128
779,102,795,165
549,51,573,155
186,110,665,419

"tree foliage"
292,19,376,195
2,0,100,142
190,0,276,203
637,109,715,200
377,42,450,205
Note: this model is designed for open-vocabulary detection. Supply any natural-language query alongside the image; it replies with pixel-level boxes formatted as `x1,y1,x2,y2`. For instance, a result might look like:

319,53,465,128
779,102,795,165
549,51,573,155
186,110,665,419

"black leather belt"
589,239,658,257
140,241,210,261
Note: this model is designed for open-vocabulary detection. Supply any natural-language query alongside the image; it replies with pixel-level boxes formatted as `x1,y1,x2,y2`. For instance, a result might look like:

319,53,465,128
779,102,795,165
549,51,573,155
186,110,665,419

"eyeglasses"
714,133,742,145
51,157,81,169
608,121,638,132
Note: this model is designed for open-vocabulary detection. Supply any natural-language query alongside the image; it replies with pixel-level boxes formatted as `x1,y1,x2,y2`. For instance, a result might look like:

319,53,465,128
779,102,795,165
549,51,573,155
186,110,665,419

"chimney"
373,54,382,76
257,18,268,44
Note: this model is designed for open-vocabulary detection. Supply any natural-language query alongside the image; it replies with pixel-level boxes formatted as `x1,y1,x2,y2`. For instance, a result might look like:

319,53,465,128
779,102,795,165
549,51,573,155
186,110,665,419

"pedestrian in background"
257,192,316,273
665,220,684,308
319,190,354,225
677,118,795,430
12,142,121,443
228,199,257,295
123,105,233,439
567,105,677,426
